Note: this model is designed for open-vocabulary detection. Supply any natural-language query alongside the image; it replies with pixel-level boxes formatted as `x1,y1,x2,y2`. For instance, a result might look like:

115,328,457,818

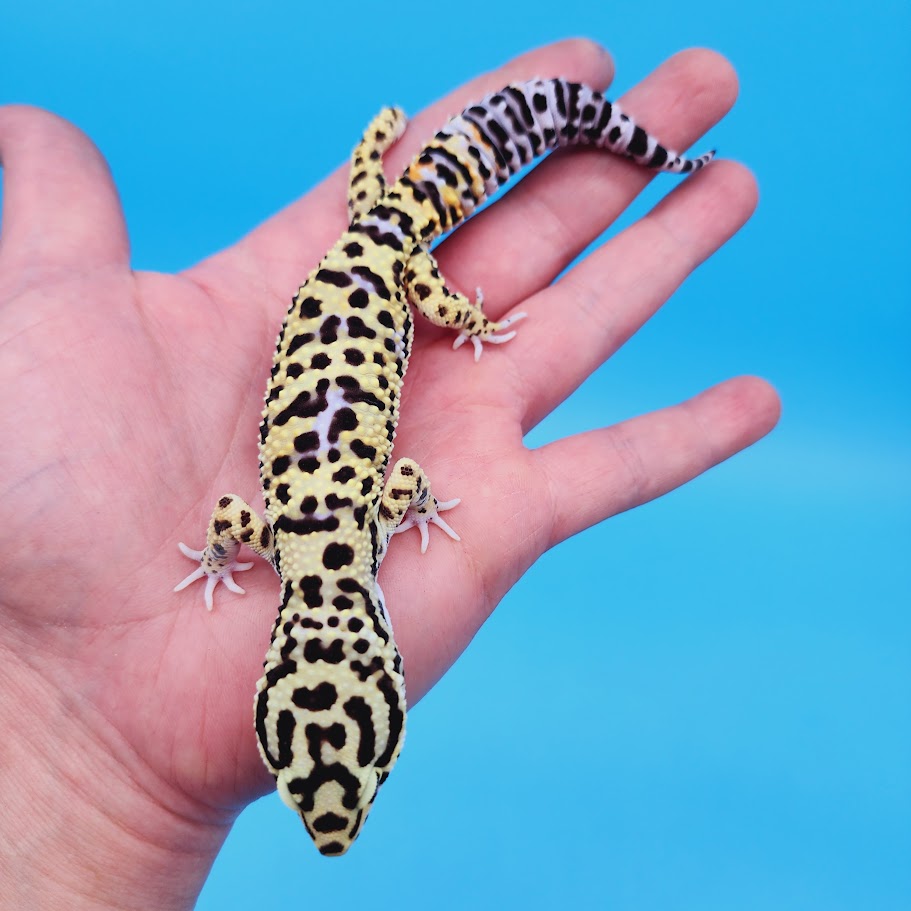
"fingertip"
707,159,759,215
494,37,615,92
0,103,129,273
664,47,740,114
692,375,782,452
549,37,616,88
730,374,783,438
679,158,759,234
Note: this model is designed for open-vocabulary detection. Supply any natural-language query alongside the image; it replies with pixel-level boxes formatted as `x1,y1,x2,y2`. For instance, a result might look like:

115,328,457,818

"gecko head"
276,766,382,856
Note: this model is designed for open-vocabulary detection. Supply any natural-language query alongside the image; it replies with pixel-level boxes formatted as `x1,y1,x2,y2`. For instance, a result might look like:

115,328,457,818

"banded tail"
391,78,714,242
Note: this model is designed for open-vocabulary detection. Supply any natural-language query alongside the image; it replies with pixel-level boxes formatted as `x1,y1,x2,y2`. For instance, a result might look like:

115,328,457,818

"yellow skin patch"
175,77,714,855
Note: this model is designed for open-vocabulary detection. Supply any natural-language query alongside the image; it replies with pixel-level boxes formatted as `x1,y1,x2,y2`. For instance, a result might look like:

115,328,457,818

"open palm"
0,40,777,907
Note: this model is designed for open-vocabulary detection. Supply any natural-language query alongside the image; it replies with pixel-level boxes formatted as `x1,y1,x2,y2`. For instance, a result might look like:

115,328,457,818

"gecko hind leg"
348,106,408,221
404,245,527,361
376,458,460,560
174,495,274,610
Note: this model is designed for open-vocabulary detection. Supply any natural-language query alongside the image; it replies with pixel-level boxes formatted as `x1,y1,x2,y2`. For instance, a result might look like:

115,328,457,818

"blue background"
3,1,908,908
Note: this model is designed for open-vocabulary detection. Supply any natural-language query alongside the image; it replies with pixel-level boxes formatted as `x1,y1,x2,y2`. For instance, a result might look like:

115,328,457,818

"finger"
511,158,758,430
190,38,615,300
0,105,129,274
430,47,739,323
533,376,781,547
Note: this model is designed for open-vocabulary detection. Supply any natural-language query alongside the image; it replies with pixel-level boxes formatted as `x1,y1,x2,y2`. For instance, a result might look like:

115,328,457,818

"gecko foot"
393,497,461,554
173,542,254,611
452,290,528,362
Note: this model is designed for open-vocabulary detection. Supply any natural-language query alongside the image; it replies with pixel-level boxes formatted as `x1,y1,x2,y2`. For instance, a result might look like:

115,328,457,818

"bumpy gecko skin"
175,78,713,855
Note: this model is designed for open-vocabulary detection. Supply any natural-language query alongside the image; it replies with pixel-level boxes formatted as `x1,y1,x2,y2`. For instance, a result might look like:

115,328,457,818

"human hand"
0,39,778,910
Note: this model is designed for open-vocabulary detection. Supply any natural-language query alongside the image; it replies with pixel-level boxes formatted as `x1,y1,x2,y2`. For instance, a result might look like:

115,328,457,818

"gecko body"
176,78,713,855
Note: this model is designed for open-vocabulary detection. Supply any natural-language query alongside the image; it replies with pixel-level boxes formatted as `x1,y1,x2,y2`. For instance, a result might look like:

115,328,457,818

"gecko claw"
393,497,461,553
174,542,254,610
453,311,528,361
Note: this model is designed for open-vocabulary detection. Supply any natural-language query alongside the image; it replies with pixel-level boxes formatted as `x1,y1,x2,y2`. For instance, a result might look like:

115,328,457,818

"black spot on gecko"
332,465,356,483
648,145,669,169
311,353,331,370
374,674,404,767
294,431,319,452
292,681,337,711
318,841,346,856
299,457,320,473
350,656,384,682
353,639,370,654
353,504,367,529
286,363,304,379
320,316,341,345
333,595,353,610
350,439,377,461
344,697,376,767
343,242,364,257
434,163,458,187
213,519,231,535
276,484,291,504
272,456,291,475
301,576,323,607
272,710,296,768
301,496,317,513
348,288,369,309
274,514,340,536
313,812,349,834
218,496,232,508
328,407,358,443
255,660,298,770
347,316,376,339
300,297,322,318
280,632,297,661
316,269,352,287
344,348,365,366
304,639,345,664
287,332,315,356
336,375,385,411
273,379,330,426
322,543,354,570
325,493,352,510
305,723,347,767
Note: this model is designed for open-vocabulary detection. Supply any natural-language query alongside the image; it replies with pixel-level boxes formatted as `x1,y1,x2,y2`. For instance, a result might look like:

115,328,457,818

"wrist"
0,654,233,911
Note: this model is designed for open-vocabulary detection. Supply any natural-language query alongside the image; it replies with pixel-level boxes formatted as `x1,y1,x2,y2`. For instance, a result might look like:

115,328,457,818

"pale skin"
0,40,779,910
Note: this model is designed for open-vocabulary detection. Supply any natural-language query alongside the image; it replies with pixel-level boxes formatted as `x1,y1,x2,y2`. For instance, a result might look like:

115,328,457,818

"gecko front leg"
376,458,460,560
174,494,274,610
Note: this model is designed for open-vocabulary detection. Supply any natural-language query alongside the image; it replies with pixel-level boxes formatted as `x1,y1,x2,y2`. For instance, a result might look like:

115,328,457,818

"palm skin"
0,40,778,909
